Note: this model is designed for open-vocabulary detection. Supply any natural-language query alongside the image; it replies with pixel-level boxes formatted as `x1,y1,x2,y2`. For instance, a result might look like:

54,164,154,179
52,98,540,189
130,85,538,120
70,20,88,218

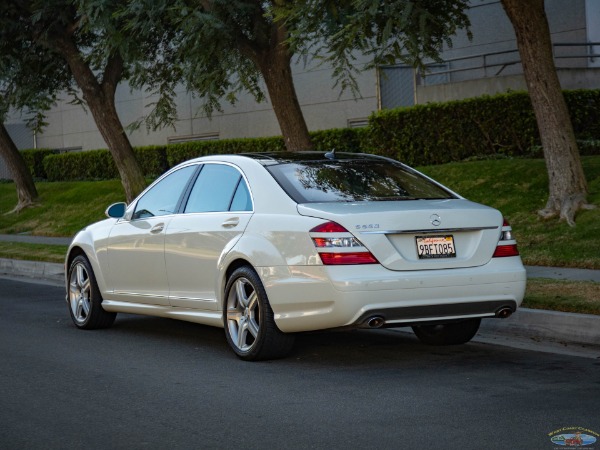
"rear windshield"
266,159,455,203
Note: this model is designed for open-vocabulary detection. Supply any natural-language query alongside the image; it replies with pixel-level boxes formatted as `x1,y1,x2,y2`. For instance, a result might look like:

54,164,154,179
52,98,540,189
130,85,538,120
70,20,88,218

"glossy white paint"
259,259,526,332
107,215,172,305
165,211,252,308
66,153,526,336
298,200,503,270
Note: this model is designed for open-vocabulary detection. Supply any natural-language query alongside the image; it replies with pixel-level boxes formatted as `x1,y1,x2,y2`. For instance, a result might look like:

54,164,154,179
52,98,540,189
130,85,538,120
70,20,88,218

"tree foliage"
0,0,153,202
119,0,314,150
276,0,471,95
280,0,592,224
0,4,75,212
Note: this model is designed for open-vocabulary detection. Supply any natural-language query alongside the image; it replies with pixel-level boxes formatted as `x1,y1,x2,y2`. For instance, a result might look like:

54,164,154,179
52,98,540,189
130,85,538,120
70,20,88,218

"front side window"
266,159,455,203
184,164,252,213
132,165,197,220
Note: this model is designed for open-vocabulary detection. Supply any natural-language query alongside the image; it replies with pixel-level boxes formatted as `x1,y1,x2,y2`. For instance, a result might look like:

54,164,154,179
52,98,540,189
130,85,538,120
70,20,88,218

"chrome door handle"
221,217,239,228
150,223,165,234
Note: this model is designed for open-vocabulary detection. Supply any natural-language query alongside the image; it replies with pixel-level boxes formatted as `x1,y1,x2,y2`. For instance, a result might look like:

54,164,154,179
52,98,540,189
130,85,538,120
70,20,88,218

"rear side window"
184,164,252,213
266,160,455,203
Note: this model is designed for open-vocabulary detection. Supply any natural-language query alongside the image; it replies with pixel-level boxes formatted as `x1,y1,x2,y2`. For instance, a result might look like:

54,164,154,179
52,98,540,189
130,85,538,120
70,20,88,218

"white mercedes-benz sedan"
65,152,526,360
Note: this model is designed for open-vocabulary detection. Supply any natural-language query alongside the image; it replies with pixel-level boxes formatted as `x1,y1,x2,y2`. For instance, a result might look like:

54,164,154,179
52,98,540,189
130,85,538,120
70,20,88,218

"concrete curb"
0,258,64,284
525,265,600,282
1,258,599,351
479,308,600,347
0,234,72,246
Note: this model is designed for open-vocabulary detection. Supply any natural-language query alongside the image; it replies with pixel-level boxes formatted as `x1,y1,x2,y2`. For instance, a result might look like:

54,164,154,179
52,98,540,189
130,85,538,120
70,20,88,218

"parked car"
65,152,526,360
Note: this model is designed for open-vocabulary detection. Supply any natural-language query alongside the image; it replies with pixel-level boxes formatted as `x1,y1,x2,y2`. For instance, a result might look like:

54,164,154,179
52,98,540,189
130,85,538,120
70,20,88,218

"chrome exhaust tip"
366,316,385,328
496,307,513,319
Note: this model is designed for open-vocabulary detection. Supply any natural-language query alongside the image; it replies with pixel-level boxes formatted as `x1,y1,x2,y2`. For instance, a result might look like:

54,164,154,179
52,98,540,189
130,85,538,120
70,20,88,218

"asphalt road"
1,277,599,450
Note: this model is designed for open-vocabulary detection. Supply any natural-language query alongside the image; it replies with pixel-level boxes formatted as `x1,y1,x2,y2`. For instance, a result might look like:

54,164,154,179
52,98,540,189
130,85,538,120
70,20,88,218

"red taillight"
493,218,519,257
493,244,520,258
319,252,378,265
310,222,348,233
310,221,379,265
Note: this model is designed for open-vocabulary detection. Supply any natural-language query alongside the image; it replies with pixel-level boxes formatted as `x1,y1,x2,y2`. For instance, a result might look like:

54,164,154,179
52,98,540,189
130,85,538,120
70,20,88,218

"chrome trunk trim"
359,226,498,235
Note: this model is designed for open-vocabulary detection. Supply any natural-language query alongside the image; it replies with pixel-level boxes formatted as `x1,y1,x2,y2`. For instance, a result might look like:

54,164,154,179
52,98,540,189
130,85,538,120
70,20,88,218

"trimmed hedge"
310,128,368,152
43,145,169,181
29,89,600,181
44,149,117,181
21,148,59,180
135,145,169,178
166,137,286,167
367,89,600,165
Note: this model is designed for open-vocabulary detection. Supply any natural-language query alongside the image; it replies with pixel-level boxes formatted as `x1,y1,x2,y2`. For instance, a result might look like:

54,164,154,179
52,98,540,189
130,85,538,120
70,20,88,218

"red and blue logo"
549,427,598,447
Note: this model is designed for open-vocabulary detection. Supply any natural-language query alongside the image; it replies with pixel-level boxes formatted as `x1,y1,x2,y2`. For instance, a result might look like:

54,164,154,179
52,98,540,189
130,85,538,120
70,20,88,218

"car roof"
177,151,398,173
236,151,392,166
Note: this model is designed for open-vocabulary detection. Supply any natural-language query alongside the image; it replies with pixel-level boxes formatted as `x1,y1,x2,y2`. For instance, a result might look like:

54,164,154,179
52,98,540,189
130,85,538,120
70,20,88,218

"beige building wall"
35,58,378,151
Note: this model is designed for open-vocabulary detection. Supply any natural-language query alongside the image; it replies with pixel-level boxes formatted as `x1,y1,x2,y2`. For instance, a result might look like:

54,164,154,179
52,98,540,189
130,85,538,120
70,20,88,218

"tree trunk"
259,50,314,151
50,35,147,203
83,94,147,203
501,0,594,226
0,123,39,213
251,20,313,152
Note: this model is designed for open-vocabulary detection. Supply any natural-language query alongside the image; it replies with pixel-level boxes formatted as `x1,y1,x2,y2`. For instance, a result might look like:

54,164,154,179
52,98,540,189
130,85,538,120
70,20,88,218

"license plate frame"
416,235,456,259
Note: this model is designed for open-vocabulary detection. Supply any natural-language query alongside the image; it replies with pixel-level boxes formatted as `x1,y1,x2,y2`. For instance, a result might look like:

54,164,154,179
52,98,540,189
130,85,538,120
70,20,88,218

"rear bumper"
257,258,526,333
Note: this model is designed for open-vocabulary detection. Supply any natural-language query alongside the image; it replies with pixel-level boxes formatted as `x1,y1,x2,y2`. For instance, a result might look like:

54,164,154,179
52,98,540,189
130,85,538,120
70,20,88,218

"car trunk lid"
298,199,502,270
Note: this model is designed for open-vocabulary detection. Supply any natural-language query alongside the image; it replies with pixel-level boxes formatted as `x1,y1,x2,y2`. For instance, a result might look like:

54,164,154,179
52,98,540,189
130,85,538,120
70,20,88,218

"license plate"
416,235,456,259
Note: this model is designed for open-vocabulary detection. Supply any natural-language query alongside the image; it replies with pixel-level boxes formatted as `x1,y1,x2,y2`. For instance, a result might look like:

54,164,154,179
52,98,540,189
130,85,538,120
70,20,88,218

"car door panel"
165,163,254,309
165,213,252,309
104,164,198,305
106,217,171,305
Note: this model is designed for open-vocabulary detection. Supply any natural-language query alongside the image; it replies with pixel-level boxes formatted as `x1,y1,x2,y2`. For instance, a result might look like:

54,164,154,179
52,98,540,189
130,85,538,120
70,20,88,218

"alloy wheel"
226,277,261,352
69,262,92,325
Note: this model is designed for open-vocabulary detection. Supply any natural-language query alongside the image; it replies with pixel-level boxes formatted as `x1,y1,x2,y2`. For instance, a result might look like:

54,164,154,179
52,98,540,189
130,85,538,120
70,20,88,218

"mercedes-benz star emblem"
430,214,441,227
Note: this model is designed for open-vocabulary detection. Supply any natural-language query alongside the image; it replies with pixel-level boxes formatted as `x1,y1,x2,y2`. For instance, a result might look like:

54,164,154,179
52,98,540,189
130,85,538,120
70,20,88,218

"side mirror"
105,202,127,219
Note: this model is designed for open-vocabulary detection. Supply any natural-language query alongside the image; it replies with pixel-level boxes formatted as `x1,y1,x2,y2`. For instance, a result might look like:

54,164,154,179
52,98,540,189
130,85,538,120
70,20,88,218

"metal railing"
417,42,600,86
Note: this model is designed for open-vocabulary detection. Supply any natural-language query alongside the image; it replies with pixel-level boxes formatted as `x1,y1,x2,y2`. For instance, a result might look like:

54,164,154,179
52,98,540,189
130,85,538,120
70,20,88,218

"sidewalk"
1,234,599,354
0,234,72,246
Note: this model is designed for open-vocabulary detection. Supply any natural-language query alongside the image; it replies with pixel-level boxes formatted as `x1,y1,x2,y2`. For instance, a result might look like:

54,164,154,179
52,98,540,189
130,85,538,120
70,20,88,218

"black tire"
223,266,295,361
412,318,481,346
67,255,116,329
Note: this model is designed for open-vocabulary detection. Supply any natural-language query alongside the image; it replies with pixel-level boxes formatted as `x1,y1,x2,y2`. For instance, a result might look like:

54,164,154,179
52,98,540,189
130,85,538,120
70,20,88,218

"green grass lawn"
0,179,125,237
0,242,68,263
523,278,600,315
419,156,600,269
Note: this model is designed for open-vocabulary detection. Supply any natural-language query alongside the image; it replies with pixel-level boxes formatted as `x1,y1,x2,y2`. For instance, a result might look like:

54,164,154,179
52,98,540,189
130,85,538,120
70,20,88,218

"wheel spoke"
80,297,90,316
246,291,257,310
237,320,249,349
76,299,84,319
235,279,248,308
247,318,259,338
76,265,87,290
227,309,242,323
80,277,90,295
69,279,79,295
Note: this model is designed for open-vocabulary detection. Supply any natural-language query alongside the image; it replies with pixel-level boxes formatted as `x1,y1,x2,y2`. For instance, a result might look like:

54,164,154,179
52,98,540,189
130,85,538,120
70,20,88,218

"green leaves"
276,0,471,95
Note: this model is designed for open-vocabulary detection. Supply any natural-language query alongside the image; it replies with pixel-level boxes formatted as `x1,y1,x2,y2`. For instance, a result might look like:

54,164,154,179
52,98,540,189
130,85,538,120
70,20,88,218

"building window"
347,118,369,128
168,133,219,144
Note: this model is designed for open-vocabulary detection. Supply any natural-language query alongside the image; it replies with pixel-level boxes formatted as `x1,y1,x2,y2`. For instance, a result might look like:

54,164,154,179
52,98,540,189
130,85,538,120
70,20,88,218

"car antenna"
325,149,336,159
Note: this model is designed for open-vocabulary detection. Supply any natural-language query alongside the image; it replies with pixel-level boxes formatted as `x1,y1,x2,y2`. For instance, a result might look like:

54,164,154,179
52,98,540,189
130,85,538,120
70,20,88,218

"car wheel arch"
216,233,290,306
66,245,109,296
218,258,255,307
66,246,86,272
